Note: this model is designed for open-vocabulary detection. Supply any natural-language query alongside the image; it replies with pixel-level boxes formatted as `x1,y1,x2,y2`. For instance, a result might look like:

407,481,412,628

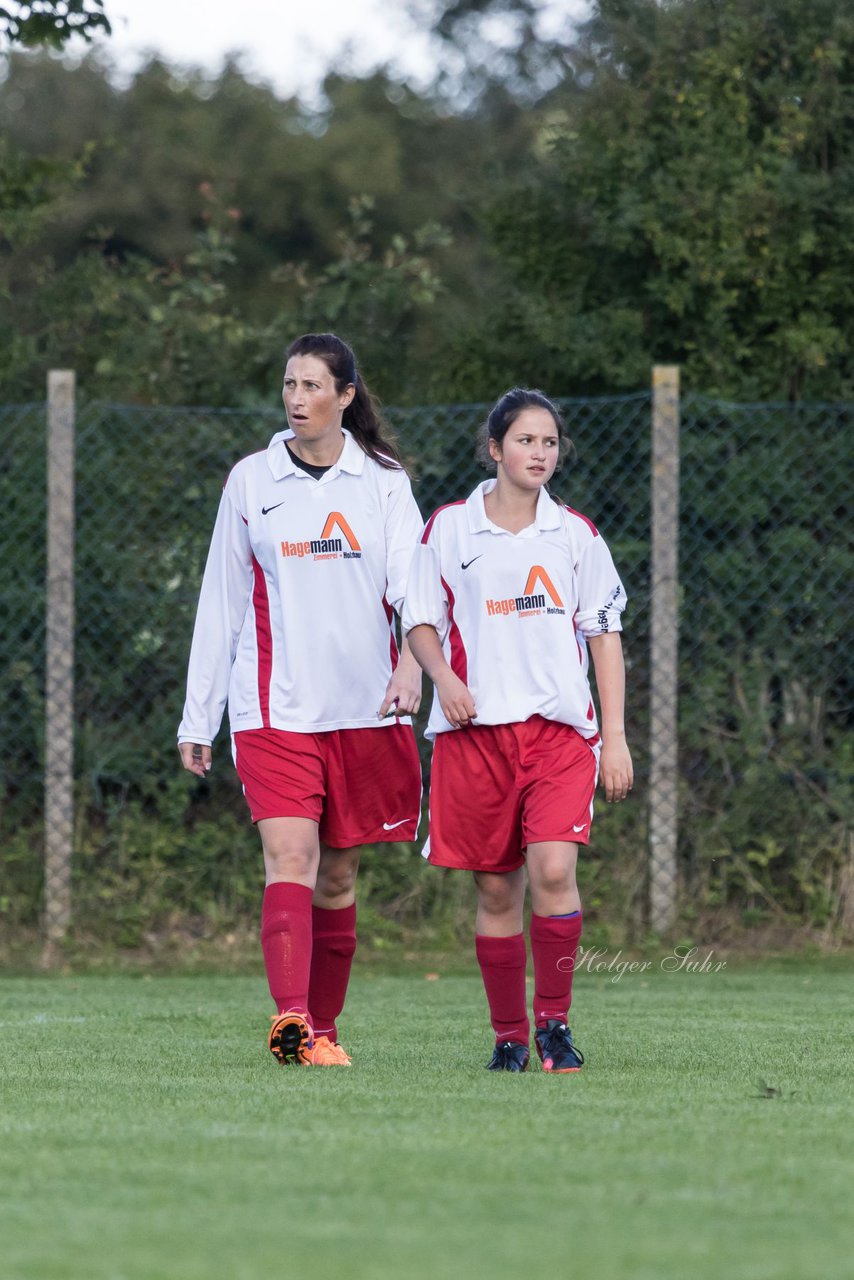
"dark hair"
475,387,574,475
284,332,403,471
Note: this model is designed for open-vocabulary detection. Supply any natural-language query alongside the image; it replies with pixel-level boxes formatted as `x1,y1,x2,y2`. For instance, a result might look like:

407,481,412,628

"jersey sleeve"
401,530,449,640
574,531,627,638
383,468,424,614
177,480,254,744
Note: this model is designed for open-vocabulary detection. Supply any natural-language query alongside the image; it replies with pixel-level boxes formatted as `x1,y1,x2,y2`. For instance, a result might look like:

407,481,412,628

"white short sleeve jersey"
178,429,423,743
402,479,627,740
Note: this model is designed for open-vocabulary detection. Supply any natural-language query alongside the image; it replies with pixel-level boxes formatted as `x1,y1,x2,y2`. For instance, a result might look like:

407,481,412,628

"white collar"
266,427,366,481
465,479,563,537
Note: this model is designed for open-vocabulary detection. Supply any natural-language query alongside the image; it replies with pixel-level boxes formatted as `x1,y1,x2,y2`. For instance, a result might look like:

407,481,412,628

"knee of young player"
526,847,578,900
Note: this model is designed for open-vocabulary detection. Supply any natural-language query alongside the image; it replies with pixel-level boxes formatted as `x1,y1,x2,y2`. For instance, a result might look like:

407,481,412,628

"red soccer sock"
530,911,583,1027
475,932,530,1045
308,903,357,1043
260,882,314,1018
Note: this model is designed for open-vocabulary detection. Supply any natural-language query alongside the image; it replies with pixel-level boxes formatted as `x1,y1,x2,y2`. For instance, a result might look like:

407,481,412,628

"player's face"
282,355,355,445
489,407,561,492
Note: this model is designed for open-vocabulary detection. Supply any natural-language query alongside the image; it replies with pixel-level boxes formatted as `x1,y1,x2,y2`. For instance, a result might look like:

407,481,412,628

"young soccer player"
178,333,423,1067
403,388,632,1073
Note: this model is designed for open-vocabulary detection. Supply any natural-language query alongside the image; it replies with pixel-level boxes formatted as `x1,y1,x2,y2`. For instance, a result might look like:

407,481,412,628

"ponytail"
343,374,405,471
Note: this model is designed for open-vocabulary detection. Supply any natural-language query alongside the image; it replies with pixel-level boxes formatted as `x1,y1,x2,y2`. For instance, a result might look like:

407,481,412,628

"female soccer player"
403,388,632,1073
178,333,423,1067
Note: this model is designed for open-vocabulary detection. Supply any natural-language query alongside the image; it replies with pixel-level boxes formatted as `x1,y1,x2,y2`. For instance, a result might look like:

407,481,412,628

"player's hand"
435,670,477,730
178,742,212,777
378,655,422,717
599,736,633,802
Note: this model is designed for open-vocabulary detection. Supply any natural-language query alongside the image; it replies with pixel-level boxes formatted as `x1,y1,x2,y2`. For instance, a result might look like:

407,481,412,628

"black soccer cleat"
486,1040,530,1072
534,1020,585,1073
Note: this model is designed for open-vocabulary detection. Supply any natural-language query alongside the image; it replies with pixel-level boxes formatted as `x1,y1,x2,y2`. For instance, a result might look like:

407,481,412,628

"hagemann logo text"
486,566,565,618
281,512,361,562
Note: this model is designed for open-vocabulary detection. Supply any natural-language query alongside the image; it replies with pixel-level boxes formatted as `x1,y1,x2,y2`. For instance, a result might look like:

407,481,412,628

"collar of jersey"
265,428,366,481
466,479,563,537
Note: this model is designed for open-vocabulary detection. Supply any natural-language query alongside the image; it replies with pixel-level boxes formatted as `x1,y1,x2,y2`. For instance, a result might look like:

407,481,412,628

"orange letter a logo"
320,512,361,550
523,565,563,607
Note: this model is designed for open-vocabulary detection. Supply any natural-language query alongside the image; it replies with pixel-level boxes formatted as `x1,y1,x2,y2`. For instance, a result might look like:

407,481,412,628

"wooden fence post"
43,370,76,957
649,365,680,933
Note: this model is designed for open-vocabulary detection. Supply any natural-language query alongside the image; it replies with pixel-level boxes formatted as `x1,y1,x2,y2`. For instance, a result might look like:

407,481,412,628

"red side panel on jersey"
382,594,399,669
442,576,468,684
252,555,273,727
421,500,466,544
563,504,599,537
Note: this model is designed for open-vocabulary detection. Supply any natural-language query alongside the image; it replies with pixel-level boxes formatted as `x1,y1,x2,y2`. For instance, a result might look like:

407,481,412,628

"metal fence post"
44,370,76,954
649,365,680,933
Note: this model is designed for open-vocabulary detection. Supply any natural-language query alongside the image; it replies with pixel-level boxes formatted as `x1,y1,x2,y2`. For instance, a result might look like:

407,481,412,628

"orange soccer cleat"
306,1036,352,1066
268,1011,313,1065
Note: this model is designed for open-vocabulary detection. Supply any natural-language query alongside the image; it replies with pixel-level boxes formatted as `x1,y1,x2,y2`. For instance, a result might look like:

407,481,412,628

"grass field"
1,956,852,1280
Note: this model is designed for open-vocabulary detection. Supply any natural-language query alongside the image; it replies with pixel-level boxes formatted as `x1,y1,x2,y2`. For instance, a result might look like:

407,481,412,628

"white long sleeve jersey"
178,429,423,744
402,480,627,740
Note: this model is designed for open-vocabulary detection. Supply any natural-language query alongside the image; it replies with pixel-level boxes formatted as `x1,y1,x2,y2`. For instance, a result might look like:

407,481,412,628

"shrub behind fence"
0,382,851,947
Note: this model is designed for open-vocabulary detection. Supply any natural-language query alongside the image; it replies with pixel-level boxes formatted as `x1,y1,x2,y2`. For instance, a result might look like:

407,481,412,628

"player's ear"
488,438,502,464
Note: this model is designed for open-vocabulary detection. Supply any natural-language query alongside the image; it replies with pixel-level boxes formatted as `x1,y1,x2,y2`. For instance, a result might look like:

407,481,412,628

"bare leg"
473,866,526,936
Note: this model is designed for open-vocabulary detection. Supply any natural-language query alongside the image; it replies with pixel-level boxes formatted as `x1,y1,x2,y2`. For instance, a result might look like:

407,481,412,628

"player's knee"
529,862,576,900
316,861,358,901
263,843,317,883
315,848,360,903
475,877,519,918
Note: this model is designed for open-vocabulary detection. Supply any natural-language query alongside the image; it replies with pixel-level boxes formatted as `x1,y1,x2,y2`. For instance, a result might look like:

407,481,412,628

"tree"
0,0,109,47
448,0,854,400
0,50,538,402
406,0,577,102
0,175,450,405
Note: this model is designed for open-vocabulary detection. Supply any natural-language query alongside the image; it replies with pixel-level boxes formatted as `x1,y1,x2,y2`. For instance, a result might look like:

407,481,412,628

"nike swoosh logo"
572,823,588,833
261,502,285,515
461,556,483,570
383,819,412,830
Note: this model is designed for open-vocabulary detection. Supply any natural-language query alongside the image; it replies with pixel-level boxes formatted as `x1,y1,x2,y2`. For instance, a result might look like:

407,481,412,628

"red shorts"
232,723,422,847
426,717,600,872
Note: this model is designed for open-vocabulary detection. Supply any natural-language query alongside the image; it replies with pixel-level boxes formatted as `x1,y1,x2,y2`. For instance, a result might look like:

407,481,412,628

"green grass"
1,959,852,1280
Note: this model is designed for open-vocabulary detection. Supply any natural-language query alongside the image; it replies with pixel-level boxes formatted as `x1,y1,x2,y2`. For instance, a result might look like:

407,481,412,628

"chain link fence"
1,382,851,949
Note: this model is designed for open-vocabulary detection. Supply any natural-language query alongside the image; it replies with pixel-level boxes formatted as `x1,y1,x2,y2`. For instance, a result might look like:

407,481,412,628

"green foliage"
4,4,854,404
0,0,108,47
676,395,853,928
0,51,535,403
0,178,449,404
454,0,854,400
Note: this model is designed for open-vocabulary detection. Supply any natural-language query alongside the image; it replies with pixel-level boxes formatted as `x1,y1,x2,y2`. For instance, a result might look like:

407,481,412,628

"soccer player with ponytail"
404,388,632,1073
178,334,423,1067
